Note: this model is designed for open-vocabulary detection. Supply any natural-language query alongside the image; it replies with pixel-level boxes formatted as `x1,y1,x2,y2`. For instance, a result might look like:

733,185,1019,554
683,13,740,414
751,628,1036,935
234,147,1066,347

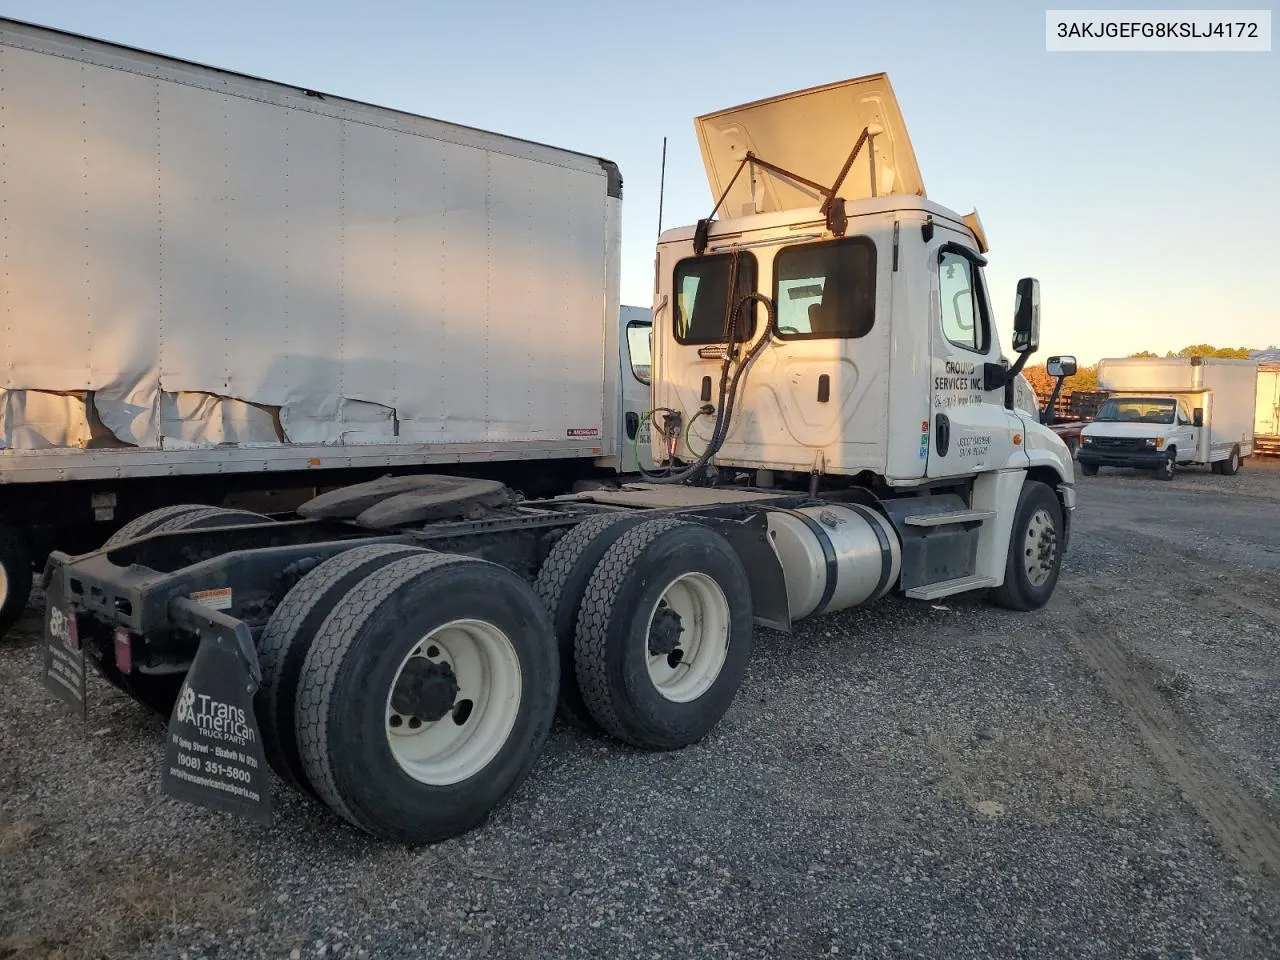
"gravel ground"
3,460,1280,959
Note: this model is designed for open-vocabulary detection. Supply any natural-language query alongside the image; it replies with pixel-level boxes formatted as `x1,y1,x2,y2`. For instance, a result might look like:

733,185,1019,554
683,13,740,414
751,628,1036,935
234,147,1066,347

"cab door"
1174,397,1199,461
619,307,656,473
926,240,1026,478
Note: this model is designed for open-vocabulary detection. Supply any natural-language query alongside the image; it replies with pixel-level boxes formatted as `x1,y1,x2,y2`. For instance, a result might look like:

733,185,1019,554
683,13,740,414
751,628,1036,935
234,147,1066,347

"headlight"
1082,436,1093,445
1144,438,1157,447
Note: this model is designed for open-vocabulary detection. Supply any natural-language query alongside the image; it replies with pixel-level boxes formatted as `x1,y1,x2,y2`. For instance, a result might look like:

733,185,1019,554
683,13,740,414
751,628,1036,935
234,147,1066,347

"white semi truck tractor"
32,30,1075,844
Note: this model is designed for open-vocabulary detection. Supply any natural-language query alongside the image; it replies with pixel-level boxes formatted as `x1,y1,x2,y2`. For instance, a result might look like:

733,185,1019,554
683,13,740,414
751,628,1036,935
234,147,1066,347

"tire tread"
294,551,476,832
257,542,429,794
573,517,693,745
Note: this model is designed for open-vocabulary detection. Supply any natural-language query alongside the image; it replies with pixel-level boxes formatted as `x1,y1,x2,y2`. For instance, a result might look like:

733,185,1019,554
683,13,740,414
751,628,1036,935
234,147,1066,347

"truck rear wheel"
294,552,558,843
573,518,753,751
989,480,1063,612
100,506,274,716
0,523,33,638
533,512,646,731
1216,446,1242,476
102,504,211,548
256,542,432,798
103,504,271,548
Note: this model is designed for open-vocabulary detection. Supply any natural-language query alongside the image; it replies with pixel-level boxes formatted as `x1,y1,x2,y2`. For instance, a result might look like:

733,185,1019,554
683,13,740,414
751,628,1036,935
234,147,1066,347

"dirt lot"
3,459,1280,959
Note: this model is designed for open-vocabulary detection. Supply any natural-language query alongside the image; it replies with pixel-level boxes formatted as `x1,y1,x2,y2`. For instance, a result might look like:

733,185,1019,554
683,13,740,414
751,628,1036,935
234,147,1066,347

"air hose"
637,291,777,485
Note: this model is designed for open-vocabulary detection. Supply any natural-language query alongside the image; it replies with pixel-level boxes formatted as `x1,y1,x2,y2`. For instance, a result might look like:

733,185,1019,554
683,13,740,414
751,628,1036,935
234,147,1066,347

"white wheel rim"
644,572,731,703
384,619,522,786
1024,508,1058,588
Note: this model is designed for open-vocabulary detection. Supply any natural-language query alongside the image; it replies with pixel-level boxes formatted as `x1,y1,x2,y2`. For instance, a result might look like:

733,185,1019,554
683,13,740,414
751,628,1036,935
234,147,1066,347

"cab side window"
772,236,877,340
673,253,758,345
626,321,652,385
1177,400,1193,424
938,250,991,354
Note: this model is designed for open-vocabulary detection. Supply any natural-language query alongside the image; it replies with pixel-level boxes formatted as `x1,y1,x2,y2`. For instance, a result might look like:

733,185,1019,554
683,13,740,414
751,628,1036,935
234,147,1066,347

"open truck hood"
694,73,926,217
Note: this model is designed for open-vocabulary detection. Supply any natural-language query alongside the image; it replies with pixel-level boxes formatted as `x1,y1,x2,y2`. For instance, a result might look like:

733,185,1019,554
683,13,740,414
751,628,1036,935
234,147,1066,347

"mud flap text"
161,629,272,825
40,574,86,720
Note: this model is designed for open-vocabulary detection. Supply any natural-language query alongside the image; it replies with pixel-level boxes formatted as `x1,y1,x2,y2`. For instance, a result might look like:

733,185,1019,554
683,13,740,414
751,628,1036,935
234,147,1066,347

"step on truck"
1079,356,1257,479
35,33,1076,843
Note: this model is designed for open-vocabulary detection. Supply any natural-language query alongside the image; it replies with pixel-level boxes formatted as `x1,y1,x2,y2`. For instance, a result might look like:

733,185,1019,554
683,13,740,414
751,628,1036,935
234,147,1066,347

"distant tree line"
1023,344,1273,398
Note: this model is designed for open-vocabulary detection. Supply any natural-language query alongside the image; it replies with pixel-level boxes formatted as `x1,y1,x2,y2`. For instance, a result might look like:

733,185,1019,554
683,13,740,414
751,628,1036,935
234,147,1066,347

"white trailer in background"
0,16,655,633
1255,363,1280,456
1079,357,1257,479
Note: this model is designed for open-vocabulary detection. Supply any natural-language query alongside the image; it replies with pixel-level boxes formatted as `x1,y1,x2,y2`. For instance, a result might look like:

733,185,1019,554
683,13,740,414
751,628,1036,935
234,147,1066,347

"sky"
1,0,1275,365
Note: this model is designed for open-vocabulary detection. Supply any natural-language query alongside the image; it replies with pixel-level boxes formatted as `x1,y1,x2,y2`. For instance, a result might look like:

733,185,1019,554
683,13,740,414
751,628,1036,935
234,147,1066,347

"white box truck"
1255,362,1280,456
28,18,1077,845
1080,356,1257,479
0,17,658,634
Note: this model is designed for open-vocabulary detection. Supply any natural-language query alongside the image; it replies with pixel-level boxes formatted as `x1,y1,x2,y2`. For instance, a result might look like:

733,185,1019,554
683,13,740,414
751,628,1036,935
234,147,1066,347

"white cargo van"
1079,357,1257,479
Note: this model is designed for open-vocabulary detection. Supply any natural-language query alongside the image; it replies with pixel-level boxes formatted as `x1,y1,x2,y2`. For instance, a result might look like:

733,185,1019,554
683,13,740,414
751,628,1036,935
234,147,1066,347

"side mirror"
1193,408,1204,427
1046,355,1077,378
1012,278,1040,355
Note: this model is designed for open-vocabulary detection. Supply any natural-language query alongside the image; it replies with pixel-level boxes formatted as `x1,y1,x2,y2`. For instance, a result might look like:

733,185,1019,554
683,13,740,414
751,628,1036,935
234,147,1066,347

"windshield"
1094,398,1177,424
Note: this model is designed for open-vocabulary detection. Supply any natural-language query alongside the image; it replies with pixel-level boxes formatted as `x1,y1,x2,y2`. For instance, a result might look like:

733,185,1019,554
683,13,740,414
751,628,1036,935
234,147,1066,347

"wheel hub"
390,658,459,723
647,604,684,658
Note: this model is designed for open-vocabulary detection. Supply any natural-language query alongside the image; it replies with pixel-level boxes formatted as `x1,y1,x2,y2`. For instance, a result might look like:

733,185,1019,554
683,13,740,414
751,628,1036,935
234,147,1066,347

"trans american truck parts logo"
176,682,257,746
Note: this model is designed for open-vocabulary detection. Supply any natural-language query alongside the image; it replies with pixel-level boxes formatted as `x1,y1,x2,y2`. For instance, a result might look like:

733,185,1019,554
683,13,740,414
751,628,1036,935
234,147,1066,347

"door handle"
935,413,951,457
625,411,639,440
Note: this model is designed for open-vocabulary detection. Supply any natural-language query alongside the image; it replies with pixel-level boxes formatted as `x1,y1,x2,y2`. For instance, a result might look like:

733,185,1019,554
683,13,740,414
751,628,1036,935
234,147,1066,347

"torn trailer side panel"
0,16,621,469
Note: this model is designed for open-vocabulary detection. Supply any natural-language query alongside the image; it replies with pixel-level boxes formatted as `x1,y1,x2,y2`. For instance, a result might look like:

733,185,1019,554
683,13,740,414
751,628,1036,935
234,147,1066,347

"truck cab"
646,75,1074,534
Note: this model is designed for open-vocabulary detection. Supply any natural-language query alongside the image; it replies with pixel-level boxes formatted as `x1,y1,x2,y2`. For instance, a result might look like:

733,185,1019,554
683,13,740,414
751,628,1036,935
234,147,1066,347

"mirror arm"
1041,374,1067,425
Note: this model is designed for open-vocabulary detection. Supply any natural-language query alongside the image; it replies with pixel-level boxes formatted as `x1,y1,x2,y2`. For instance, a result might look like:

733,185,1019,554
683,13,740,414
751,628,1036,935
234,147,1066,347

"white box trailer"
1080,356,1257,479
0,17,639,630
1256,363,1280,456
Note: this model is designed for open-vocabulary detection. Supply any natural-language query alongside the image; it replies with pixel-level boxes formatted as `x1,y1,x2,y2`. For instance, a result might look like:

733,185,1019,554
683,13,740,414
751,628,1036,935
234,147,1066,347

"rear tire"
256,542,431,798
989,480,1064,612
574,518,753,751
1219,446,1242,476
294,552,558,843
103,504,271,548
532,512,646,731
148,505,271,534
102,506,273,716
102,504,212,548
0,524,33,639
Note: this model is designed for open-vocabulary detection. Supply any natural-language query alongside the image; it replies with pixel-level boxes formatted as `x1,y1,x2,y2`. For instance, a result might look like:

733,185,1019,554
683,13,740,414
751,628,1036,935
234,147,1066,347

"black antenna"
657,136,668,238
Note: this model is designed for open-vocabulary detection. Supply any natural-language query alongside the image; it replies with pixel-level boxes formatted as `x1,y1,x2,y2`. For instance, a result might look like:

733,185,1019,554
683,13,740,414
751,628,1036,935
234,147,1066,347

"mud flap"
159,598,272,825
40,568,87,720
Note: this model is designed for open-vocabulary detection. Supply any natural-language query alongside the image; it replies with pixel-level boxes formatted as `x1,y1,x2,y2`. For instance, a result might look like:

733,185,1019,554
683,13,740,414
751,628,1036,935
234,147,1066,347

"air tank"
765,503,902,621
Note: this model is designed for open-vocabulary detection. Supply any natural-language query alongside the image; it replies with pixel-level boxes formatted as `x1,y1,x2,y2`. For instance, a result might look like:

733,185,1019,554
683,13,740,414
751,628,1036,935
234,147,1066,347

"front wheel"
1157,450,1176,481
1080,462,1099,477
988,480,1064,612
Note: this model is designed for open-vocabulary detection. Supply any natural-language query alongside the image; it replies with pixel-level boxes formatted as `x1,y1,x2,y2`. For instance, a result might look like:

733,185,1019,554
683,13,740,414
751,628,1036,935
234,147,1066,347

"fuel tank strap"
841,502,896,601
774,508,838,617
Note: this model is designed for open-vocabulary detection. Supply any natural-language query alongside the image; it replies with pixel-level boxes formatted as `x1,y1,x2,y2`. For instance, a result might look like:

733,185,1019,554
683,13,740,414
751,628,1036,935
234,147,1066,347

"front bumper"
1077,446,1167,469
